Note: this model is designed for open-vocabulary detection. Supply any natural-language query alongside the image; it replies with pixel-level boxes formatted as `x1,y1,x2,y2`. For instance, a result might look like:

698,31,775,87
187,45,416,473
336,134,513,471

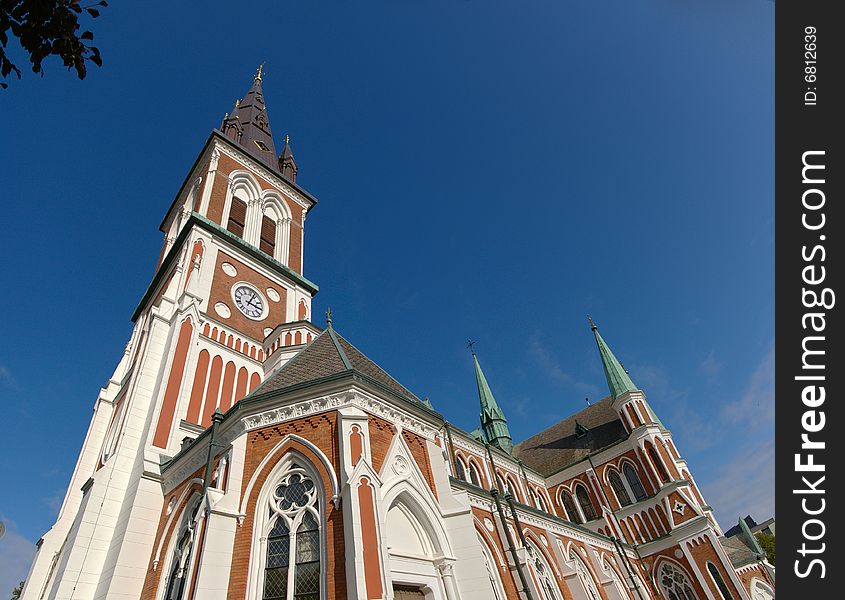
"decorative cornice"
162,387,440,492
242,389,440,440
213,135,312,211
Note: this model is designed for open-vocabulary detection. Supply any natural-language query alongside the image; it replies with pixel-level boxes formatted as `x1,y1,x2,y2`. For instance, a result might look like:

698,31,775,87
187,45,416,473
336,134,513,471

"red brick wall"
368,415,396,473
227,412,346,600
206,154,304,274
401,430,438,499
208,251,288,341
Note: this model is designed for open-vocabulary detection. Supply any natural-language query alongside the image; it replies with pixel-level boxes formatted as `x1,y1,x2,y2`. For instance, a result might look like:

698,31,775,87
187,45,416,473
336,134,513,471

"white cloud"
529,335,601,397
699,437,775,532
0,524,36,598
699,350,722,383
721,344,774,427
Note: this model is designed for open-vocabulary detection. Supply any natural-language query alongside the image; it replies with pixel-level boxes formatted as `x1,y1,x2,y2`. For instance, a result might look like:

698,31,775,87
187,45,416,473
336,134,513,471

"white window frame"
247,453,327,600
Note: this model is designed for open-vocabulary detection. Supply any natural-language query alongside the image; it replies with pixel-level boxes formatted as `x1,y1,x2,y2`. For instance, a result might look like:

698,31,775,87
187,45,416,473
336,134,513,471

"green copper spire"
589,316,638,400
472,352,513,454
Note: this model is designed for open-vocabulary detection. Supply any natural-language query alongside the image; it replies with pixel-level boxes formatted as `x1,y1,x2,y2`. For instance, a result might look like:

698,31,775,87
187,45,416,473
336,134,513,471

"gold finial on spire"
256,63,264,81
285,134,290,145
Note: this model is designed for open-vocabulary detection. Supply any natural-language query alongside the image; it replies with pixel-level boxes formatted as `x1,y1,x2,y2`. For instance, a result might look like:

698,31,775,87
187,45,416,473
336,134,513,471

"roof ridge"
327,327,353,370
330,329,421,402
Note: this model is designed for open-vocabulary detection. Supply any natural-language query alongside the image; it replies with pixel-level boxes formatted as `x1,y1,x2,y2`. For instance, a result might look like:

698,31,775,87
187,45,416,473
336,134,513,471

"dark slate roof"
720,535,759,568
251,327,421,404
512,396,628,476
221,73,278,169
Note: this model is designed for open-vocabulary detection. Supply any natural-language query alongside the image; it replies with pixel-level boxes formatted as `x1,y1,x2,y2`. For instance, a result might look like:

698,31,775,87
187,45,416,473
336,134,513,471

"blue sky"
0,0,773,590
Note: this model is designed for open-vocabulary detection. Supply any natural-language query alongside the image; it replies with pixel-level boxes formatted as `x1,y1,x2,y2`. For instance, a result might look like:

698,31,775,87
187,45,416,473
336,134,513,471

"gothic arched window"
659,562,698,600
261,463,321,600
560,491,582,524
570,551,601,600
603,558,633,600
706,563,734,600
575,484,597,522
534,490,548,513
477,534,506,600
468,462,481,487
455,459,467,482
525,541,562,600
623,463,648,501
163,498,201,600
609,471,632,507
649,446,671,484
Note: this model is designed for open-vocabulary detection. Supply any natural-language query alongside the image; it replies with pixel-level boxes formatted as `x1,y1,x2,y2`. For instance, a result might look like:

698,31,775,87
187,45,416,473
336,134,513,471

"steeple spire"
221,68,278,168
589,316,638,400
472,352,513,454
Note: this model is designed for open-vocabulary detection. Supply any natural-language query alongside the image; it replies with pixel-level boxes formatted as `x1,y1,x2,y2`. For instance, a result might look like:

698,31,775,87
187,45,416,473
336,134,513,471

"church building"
21,70,775,600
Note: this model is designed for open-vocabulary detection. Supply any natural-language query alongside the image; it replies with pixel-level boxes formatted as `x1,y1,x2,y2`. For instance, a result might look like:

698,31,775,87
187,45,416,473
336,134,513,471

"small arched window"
648,446,670,484
468,462,481,487
707,563,734,600
455,459,467,482
534,490,548,513
560,491,582,524
575,484,597,522
609,471,632,507
227,196,248,237
163,498,201,600
261,463,321,600
624,463,648,501
659,562,698,600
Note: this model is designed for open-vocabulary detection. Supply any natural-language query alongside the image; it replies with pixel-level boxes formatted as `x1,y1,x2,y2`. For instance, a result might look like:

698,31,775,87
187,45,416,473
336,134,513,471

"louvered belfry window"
260,215,276,256
227,197,247,237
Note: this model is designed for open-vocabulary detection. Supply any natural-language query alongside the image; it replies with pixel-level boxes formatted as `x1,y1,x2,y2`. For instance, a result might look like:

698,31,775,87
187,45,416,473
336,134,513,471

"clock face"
233,285,265,319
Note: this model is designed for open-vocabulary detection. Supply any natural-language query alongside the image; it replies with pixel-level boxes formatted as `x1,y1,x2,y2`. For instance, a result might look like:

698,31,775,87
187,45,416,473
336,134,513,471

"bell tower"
21,69,322,600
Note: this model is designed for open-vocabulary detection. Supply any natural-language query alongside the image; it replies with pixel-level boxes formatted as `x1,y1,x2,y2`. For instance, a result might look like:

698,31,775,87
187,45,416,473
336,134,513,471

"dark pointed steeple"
221,65,278,168
279,134,298,182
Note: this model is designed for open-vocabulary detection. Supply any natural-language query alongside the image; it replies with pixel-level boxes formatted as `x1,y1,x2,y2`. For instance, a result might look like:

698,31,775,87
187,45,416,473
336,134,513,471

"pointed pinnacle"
587,315,597,330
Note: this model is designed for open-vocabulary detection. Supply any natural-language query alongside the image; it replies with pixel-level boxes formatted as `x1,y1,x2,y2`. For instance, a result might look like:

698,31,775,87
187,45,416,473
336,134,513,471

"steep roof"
251,325,422,405
590,317,638,400
512,396,628,476
719,535,760,568
221,69,279,169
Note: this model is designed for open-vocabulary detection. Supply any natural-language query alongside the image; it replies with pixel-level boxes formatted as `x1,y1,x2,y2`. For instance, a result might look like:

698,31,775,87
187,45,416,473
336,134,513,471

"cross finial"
256,63,264,81
326,307,333,327
587,315,597,331
466,339,477,355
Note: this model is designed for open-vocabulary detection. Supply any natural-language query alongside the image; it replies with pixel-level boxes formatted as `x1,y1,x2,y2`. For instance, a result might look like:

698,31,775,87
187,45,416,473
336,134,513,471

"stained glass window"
262,465,321,600
659,562,699,600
